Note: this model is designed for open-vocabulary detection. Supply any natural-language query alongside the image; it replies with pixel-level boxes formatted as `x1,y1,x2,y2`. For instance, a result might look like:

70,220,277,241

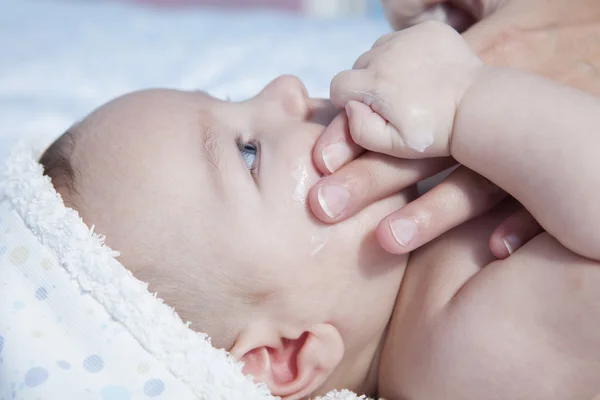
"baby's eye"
237,139,260,175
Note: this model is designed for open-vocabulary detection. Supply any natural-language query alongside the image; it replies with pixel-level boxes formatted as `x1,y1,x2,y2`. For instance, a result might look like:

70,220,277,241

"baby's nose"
262,75,310,119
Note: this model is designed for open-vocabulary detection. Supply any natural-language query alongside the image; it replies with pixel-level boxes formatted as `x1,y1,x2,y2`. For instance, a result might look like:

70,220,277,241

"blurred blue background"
0,0,392,159
60,0,388,18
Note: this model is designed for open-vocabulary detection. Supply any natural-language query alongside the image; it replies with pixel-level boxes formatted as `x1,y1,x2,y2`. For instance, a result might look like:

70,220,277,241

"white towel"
0,141,370,400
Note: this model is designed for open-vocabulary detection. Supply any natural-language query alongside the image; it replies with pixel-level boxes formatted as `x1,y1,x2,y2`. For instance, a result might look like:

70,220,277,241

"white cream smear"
402,106,435,152
310,228,330,257
290,158,330,256
348,90,435,153
291,159,310,204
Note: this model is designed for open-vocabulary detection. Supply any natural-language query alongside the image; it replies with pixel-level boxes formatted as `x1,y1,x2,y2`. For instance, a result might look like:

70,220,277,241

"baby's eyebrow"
201,125,225,192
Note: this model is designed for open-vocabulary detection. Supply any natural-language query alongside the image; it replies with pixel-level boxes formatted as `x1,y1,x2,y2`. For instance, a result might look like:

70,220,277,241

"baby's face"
70,76,409,356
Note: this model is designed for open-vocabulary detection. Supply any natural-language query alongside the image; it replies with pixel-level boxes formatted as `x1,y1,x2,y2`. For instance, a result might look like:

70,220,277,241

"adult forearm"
463,0,600,95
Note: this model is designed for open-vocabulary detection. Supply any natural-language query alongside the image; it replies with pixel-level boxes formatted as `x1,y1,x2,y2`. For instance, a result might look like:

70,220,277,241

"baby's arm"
452,67,600,260
311,21,600,258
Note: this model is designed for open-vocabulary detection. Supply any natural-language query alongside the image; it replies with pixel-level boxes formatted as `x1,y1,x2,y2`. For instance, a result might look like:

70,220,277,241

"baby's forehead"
104,88,216,117
76,89,222,143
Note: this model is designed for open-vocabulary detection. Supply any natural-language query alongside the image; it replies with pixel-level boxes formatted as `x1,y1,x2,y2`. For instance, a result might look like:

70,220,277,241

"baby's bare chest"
379,227,600,400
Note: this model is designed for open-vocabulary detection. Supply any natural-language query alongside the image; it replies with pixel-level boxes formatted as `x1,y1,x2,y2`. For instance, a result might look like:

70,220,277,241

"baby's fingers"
345,100,414,157
330,69,453,158
376,166,507,254
489,208,543,259
329,69,380,110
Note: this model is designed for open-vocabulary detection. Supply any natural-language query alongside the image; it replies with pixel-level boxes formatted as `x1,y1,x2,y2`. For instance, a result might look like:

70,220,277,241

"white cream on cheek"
310,228,330,257
290,157,330,257
291,160,310,205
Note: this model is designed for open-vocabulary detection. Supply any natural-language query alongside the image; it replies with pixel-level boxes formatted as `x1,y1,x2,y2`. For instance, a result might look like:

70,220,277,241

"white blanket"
0,143,371,399
0,3,391,397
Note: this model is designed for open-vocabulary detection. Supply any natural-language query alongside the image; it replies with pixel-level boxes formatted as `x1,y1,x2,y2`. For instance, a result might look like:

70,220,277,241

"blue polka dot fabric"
0,200,199,399
144,379,165,397
83,354,105,373
34,287,48,300
24,367,49,388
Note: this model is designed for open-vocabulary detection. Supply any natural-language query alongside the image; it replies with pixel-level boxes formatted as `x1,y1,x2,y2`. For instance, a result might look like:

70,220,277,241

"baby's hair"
39,130,78,202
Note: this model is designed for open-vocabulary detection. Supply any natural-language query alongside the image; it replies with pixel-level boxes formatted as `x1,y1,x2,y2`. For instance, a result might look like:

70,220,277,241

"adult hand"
383,0,600,95
309,23,544,257
308,0,600,256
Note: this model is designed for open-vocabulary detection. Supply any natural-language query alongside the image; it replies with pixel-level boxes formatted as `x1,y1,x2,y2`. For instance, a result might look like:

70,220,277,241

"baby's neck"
323,266,409,397
362,328,387,396
318,323,389,398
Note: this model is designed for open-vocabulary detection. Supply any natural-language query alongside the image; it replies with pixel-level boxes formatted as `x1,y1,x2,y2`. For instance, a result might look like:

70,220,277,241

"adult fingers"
308,153,455,223
488,208,544,259
376,166,507,254
313,111,365,175
313,70,383,176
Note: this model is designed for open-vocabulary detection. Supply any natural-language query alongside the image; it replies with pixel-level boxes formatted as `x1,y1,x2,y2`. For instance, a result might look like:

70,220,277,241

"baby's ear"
230,324,344,400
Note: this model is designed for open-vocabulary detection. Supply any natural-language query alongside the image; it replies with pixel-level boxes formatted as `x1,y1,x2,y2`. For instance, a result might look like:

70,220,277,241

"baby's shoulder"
380,225,600,399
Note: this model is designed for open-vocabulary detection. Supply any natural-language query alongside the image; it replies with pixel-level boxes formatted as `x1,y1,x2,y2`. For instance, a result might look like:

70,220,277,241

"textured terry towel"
0,142,370,400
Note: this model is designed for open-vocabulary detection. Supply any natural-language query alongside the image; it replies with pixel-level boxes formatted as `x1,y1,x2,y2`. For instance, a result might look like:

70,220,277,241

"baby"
39,76,408,398
38,22,600,400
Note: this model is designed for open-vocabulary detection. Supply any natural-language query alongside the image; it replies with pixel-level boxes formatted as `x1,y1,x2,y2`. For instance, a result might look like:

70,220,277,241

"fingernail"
503,234,522,255
389,218,418,247
322,143,353,173
317,185,350,219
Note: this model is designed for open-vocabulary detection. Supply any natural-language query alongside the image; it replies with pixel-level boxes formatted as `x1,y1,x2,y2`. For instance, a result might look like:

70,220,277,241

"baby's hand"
330,21,483,159
309,21,542,258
